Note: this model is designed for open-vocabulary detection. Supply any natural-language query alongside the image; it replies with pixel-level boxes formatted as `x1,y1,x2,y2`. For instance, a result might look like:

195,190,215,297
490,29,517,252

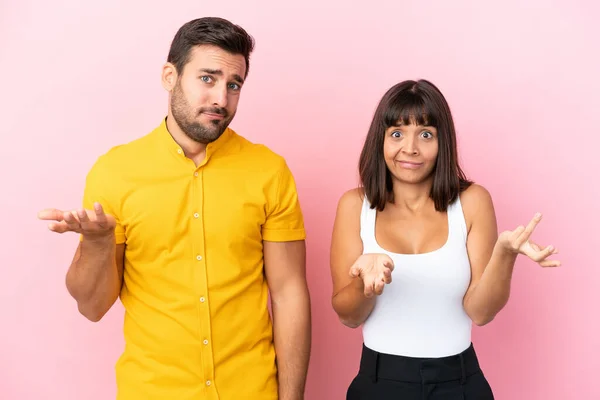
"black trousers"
347,343,494,400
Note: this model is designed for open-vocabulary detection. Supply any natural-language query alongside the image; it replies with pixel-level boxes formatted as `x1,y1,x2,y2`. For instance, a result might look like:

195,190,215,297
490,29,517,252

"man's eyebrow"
199,68,244,84
199,68,222,75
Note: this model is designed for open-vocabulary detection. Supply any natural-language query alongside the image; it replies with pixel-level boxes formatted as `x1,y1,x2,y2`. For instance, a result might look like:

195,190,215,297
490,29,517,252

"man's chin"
188,129,224,144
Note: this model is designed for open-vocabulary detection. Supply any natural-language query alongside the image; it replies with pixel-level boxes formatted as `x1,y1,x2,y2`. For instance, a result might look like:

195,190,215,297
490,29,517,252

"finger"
382,269,392,284
383,255,394,271
510,225,525,240
539,259,561,268
508,226,525,248
517,213,542,244
364,279,374,298
349,264,360,278
531,245,556,262
70,210,82,223
37,208,65,221
382,268,392,283
63,211,81,231
77,208,90,223
530,241,559,255
525,248,550,262
374,279,385,295
48,221,71,233
94,202,107,222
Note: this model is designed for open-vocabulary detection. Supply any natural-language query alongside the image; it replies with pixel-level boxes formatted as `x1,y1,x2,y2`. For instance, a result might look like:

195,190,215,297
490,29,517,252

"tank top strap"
447,195,468,243
360,194,378,245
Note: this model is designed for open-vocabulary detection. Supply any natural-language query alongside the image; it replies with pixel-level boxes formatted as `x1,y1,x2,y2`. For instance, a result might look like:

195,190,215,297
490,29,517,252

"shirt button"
203,339,209,345
193,213,199,218
196,255,202,261
200,297,205,302
194,172,199,177
206,380,211,386
177,149,182,154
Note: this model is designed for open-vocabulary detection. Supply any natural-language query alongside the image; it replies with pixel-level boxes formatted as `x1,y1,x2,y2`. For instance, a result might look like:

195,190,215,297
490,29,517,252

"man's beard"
170,82,234,144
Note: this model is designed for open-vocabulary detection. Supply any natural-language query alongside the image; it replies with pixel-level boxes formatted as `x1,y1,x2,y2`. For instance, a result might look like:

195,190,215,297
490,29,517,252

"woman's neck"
390,178,434,213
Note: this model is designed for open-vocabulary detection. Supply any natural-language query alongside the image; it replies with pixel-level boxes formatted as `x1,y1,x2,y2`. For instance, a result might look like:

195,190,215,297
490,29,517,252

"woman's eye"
391,130,402,138
422,131,433,139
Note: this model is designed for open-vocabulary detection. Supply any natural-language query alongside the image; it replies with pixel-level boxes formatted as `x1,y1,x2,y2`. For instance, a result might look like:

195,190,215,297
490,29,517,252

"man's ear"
161,62,178,91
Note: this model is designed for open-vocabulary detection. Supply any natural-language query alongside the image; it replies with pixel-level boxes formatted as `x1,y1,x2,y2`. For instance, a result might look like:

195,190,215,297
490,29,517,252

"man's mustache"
199,107,228,118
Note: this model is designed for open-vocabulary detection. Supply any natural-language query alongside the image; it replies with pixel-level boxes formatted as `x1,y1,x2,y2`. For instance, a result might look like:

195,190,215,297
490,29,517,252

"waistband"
358,343,482,384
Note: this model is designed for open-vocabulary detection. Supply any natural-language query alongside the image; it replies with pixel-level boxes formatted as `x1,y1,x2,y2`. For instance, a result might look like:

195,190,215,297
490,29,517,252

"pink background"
2,0,598,399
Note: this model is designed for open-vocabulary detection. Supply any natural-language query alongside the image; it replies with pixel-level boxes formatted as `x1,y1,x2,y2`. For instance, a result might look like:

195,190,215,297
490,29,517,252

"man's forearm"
65,234,120,321
272,283,312,400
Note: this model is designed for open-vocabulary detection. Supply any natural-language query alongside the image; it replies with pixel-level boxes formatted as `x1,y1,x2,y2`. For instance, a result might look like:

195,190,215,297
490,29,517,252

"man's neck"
165,115,207,166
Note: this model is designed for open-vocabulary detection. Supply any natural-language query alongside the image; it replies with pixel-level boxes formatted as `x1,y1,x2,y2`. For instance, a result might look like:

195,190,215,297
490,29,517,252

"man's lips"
202,112,225,120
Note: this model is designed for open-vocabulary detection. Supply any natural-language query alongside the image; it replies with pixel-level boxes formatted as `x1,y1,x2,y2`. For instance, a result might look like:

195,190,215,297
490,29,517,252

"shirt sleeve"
80,155,126,244
262,158,306,242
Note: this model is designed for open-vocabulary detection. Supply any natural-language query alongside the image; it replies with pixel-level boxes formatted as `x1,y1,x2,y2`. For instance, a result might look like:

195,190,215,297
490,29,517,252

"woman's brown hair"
359,79,472,212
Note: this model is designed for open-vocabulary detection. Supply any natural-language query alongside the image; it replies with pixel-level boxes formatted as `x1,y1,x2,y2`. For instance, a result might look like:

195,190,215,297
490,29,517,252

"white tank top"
360,195,472,358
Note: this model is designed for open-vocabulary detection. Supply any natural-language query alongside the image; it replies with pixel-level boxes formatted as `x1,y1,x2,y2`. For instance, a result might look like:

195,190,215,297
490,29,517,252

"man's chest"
119,171,270,256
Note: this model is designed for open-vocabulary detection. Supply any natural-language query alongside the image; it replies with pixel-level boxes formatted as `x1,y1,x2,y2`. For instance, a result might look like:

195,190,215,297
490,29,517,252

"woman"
329,79,560,399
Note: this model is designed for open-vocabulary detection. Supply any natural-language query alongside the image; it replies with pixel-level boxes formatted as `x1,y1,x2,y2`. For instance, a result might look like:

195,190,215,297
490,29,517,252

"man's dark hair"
167,17,255,77
359,79,472,212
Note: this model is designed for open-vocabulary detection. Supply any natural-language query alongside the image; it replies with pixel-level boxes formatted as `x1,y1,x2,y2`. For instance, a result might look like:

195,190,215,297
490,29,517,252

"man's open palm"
38,202,116,238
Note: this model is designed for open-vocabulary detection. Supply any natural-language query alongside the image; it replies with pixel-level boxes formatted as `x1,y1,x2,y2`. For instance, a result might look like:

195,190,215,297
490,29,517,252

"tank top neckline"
363,196,461,258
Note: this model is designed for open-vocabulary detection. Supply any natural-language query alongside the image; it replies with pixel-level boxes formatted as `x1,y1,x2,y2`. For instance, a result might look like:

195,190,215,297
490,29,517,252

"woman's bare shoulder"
459,183,496,228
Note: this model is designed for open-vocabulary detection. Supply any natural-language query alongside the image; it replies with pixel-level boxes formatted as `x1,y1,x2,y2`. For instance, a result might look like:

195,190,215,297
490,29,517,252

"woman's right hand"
349,253,395,298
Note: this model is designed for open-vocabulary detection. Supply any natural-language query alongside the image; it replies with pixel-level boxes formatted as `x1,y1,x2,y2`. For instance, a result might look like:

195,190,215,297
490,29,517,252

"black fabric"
346,343,495,400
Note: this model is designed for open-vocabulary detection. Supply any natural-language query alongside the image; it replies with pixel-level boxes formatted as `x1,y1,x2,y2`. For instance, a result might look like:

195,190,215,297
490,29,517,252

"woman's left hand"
498,213,561,267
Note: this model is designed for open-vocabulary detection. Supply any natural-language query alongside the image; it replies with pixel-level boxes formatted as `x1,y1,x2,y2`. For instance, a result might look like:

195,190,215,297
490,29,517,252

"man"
38,17,311,400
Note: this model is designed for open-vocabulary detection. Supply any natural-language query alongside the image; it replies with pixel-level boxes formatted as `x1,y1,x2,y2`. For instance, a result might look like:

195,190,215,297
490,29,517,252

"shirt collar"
154,117,234,161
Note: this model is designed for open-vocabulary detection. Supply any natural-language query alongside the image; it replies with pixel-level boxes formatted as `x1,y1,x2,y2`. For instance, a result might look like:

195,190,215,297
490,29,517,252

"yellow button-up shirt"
81,119,306,399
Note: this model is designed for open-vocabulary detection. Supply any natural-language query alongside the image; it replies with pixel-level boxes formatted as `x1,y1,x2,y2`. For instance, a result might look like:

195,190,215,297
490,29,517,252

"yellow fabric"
81,119,306,399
